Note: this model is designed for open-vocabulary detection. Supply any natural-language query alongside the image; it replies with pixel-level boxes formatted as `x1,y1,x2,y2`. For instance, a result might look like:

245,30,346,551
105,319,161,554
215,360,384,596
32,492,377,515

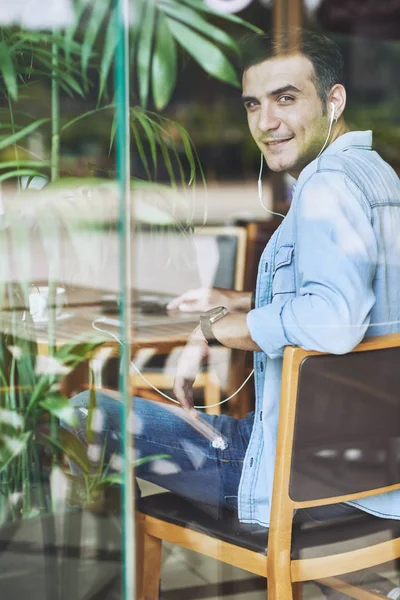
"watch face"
207,307,222,317
208,306,228,322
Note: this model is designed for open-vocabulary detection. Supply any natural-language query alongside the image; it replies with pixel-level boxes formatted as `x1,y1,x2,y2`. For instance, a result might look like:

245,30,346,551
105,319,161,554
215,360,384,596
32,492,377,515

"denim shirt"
242,131,400,526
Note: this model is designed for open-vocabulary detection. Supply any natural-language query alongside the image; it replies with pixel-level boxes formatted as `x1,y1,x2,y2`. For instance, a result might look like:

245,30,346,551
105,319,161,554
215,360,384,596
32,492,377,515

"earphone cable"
92,319,254,409
258,154,286,219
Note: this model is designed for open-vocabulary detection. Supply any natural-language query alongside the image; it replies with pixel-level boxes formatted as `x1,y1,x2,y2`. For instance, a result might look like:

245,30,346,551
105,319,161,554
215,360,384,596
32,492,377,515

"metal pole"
115,0,134,598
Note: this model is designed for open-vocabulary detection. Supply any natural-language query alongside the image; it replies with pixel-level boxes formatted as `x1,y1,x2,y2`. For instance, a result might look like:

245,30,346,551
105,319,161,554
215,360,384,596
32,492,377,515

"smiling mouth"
263,137,293,149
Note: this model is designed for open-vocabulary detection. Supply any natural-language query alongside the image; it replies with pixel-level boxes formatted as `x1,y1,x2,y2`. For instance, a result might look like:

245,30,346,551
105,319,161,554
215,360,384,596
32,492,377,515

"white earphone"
316,101,337,158
257,101,338,216
330,101,336,125
258,155,286,219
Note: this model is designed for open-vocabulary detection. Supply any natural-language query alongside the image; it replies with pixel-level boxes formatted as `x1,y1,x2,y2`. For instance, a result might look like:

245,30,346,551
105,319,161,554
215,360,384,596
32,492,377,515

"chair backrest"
272,333,400,518
133,225,247,295
193,226,247,291
291,346,400,502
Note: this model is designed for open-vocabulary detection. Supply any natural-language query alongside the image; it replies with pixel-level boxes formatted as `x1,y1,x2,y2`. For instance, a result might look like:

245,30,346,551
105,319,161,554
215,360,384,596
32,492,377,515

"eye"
278,95,294,104
244,100,259,111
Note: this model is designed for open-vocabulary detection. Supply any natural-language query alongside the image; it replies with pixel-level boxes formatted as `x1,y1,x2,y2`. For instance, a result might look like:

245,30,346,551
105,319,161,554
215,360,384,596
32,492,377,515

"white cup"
29,286,66,322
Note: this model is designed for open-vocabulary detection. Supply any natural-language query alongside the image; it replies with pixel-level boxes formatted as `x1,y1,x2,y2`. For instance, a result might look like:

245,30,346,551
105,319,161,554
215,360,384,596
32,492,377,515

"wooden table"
2,283,252,416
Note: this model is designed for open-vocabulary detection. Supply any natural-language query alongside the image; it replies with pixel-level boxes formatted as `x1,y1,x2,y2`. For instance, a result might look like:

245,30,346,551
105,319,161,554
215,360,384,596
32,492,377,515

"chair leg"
292,582,303,600
267,574,293,600
137,515,162,600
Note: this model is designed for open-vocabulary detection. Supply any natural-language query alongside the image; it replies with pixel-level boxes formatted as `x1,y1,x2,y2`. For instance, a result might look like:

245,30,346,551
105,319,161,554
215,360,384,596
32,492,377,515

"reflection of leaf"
55,341,105,368
0,118,49,151
64,0,92,64
134,109,158,173
166,18,239,87
96,473,123,486
53,427,91,475
159,0,240,55
181,0,263,33
87,379,97,445
15,32,84,55
0,409,24,430
131,118,152,180
98,10,117,101
0,432,31,474
134,454,171,468
39,394,77,426
0,160,50,170
96,455,171,486
0,169,45,183
137,0,156,107
152,13,177,111
26,340,103,413
81,0,110,79
0,41,18,101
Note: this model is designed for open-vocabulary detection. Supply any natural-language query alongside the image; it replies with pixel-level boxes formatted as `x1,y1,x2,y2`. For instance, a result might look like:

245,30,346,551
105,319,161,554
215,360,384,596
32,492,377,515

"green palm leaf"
159,0,240,54
0,41,18,101
15,32,85,56
166,18,239,87
152,12,177,111
39,394,77,427
33,56,85,96
0,118,49,151
130,0,146,41
130,118,152,180
81,0,110,79
0,432,32,475
61,104,114,133
181,0,263,33
64,0,92,64
0,160,49,170
0,169,45,183
133,108,158,175
98,8,117,101
137,0,156,107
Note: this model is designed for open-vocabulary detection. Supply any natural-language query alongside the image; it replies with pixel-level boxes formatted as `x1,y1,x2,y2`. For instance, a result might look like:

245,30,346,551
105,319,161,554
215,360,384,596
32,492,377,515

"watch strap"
200,313,222,346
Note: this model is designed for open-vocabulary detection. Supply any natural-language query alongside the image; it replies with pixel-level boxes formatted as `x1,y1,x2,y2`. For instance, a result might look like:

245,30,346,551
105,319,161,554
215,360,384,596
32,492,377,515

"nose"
258,103,280,133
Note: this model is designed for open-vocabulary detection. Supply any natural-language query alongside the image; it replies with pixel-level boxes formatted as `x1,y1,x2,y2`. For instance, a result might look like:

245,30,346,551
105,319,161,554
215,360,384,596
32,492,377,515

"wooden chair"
131,225,248,415
137,332,400,599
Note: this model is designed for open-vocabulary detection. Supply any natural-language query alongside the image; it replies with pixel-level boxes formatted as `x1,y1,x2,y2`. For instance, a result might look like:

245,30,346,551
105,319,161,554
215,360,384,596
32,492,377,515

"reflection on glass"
0,0,126,598
2,0,400,598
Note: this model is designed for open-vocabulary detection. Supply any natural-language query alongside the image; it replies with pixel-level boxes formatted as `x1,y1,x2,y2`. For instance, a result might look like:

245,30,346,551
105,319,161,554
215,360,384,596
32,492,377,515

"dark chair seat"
140,492,400,560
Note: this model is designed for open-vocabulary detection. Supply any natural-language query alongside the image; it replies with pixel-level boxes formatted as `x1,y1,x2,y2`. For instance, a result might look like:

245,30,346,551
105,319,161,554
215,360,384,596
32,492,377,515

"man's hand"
173,327,209,415
167,287,251,313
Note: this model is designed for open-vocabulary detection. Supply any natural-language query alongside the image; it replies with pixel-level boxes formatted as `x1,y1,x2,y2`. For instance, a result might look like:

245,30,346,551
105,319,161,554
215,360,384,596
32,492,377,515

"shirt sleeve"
247,170,378,357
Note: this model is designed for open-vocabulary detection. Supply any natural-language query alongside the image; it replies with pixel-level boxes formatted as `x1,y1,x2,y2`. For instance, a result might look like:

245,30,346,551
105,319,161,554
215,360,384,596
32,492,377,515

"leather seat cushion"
139,492,400,559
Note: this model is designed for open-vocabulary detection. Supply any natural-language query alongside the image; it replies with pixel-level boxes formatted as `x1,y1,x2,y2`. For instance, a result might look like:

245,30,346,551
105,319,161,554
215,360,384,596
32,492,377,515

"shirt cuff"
247,303,290,358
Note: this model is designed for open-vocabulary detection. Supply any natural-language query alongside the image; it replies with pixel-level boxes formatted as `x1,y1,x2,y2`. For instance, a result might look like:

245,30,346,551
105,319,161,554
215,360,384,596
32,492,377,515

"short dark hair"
239,29,345,111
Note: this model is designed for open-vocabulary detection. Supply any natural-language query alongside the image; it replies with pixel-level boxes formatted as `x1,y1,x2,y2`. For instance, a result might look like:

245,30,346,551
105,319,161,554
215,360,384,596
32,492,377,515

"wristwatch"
200,306,229,346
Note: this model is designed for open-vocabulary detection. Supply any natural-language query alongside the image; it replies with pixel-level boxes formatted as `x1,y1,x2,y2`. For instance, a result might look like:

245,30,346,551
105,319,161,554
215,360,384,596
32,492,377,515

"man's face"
242,53,329,178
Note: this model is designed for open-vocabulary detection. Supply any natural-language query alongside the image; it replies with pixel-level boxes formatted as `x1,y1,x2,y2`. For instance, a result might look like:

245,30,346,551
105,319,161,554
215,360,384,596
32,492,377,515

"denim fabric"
245,131,400,525
67,392,253,510
65,391,359,525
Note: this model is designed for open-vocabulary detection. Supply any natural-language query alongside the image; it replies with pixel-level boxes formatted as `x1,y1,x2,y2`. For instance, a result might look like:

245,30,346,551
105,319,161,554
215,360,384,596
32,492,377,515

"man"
67,30,400,598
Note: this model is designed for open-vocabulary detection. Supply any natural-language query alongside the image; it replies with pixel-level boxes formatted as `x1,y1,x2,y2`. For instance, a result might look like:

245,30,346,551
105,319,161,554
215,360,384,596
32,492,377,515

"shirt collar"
322,130,373,156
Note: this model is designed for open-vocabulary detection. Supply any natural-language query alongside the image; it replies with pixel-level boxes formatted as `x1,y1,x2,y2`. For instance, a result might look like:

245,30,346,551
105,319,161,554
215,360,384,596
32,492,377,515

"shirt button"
260,362,264,372
265,261,269,272
250,457,254,467
260,411,263,421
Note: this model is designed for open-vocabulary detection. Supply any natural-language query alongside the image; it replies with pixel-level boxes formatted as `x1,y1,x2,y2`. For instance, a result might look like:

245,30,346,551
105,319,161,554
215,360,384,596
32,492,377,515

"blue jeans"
65,391,359,525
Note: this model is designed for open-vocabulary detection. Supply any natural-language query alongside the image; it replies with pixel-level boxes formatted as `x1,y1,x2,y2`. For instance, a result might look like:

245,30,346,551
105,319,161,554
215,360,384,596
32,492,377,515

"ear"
327,84,346,122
